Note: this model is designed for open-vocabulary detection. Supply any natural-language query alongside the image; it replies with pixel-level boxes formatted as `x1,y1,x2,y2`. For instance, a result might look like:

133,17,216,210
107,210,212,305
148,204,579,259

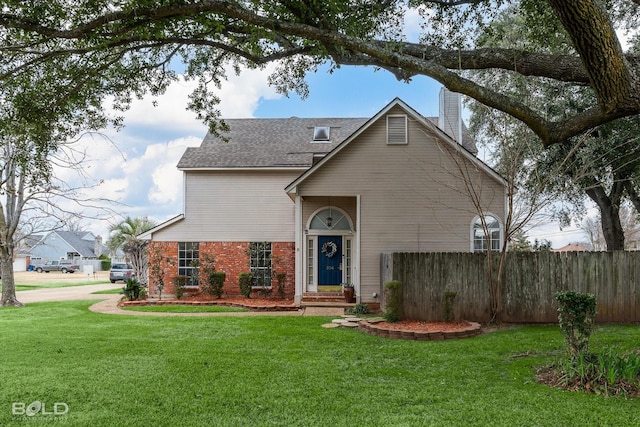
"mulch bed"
359,318,482,340
120,296,297,311
375,320,471,332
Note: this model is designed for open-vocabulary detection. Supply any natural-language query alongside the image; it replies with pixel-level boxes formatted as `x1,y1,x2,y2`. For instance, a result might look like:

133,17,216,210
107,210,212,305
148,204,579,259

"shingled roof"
177,115,477,169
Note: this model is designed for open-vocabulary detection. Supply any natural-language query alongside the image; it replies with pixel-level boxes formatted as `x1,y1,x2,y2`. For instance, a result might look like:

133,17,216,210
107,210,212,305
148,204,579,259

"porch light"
326,216,333,227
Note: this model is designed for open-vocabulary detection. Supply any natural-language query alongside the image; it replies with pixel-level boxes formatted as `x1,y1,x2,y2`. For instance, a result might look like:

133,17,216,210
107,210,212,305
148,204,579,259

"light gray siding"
298,108,505,299
152,170,300,242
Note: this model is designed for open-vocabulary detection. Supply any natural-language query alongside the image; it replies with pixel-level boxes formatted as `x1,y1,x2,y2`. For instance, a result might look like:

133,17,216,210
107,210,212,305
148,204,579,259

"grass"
1,302,639,426
14,280,110,292
91,288,123,295
120,304,249,313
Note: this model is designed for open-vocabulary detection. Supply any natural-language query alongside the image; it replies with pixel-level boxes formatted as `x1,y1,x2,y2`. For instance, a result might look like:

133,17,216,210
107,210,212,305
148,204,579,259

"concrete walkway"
15,284,345,317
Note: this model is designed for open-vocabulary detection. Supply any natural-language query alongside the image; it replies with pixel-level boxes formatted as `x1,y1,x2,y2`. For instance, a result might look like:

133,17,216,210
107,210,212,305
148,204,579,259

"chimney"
94,235,103,257
439,87,462,144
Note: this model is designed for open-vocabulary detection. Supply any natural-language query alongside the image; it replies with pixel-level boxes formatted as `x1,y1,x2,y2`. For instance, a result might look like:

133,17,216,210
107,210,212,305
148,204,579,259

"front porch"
300,291,357,308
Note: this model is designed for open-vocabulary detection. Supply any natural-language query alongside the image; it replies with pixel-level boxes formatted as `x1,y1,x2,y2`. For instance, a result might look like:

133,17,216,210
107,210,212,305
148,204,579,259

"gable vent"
313,126,330,141
387,115,407,144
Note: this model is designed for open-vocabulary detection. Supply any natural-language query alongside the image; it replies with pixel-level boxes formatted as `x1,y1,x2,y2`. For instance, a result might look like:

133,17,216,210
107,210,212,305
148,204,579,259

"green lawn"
1,301,639,426
14,280,110,292
120,304,249,313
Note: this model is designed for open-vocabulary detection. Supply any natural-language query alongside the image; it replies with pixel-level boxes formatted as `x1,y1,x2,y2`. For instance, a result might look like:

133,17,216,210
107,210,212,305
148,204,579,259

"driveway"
16,283,120,304
10,271,341,316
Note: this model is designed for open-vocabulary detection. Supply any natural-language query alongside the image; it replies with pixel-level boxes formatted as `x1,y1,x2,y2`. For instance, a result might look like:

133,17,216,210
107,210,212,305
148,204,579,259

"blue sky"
58,7,640,249
66,62,585,249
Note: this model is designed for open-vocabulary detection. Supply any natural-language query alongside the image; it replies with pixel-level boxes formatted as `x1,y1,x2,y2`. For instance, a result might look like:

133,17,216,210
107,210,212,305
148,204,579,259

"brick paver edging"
120,300,299,312
358,319,482,340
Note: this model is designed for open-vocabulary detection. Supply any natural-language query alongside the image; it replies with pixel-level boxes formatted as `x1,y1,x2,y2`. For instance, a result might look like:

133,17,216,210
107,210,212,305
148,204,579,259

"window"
472,215,501,252
312,126,330,142
249,242,272,287
307,237,315,286
387,115,407,144
309,208,351,231
178,242,199,286
344,238,352,285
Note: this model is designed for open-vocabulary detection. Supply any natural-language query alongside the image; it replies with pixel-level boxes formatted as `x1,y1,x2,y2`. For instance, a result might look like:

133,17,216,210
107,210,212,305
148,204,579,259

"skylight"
313,126,330,141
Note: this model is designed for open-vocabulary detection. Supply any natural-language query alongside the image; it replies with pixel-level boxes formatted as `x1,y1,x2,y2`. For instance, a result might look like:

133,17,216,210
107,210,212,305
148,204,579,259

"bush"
383,280,402,323
99,254,111,271
238,273,253,298
172,275,187,299
275,272,287,299
555,291,597,360
443,291,457,322
346,303,371,315
198,254,226,298
553,348,640,396
121,278,142,301
207,272,226,298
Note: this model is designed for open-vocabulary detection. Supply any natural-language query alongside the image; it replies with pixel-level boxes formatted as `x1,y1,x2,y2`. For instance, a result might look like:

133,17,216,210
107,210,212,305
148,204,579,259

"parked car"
109,263,135,283
34,260,80,274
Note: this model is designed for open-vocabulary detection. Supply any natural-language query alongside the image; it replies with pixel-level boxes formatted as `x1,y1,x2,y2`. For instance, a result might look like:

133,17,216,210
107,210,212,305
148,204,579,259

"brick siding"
148,241,295,299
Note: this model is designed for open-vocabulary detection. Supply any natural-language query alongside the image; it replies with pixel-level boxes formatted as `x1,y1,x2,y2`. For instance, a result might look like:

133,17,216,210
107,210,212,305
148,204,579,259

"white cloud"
112,64,281,134
46,63,284,240
404,5,428,43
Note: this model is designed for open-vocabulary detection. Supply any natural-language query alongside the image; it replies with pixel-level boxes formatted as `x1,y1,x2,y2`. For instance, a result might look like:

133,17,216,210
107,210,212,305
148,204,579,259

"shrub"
208,272,226,298
172,275,188,299
199,254,226,298
346,303,371,315
238,273,253,298
555,291,597,360
121,278,142,301
383,280,402,323
275,272,287,299
553,348,640,396
443,291,457,322
99,254,111,271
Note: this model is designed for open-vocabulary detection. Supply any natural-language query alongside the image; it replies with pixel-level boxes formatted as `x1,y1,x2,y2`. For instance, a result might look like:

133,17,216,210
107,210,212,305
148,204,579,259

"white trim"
179,167,308,172
470,212,503,252
294,195,303,304
138,214,185,240
305,206,355,233
356,194,361,303
285,97,507,195
386,115,408,145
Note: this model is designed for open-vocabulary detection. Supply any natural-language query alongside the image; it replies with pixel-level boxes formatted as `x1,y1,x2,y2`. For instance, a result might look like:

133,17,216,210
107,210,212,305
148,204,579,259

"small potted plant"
342,283,355,303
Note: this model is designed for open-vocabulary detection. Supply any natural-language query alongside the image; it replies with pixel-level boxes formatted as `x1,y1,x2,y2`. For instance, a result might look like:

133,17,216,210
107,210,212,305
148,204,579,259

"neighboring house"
13,234,43,271
553,243,591,252
28,231,107,265
141,88,507,306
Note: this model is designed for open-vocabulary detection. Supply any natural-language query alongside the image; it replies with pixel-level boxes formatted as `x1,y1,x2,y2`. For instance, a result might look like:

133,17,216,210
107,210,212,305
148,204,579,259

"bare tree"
0,131,118,307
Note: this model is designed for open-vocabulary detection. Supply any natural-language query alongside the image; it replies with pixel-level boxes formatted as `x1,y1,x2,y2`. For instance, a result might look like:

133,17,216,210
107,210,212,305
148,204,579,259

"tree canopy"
0,0,639,146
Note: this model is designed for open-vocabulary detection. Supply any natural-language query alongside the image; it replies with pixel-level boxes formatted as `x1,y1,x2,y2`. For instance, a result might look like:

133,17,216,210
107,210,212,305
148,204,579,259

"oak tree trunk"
0,244,23,307
585,183,625,251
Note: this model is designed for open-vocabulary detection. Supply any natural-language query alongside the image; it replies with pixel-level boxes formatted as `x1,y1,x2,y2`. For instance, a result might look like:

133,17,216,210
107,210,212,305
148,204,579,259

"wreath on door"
321,241,338,258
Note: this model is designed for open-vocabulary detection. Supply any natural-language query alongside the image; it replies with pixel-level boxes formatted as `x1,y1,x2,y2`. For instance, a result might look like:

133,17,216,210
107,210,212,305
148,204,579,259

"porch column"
294,194,303,304
356,194,361,303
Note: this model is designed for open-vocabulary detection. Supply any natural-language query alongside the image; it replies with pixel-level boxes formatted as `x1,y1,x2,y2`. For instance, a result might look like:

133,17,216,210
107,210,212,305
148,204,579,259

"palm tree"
108,216,156,284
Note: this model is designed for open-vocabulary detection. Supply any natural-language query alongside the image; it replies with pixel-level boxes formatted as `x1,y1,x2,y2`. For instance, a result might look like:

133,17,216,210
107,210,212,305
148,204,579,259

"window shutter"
387,115,407,144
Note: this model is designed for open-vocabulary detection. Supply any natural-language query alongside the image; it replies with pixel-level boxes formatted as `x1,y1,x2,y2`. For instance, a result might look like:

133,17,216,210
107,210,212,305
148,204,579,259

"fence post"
380,253,394,310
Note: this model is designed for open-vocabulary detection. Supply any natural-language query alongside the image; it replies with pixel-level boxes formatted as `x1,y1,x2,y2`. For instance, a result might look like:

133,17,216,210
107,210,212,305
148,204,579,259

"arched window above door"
309,208,352,231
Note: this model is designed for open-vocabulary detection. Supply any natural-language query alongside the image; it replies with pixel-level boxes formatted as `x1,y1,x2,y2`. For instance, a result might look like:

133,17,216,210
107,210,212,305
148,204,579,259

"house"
141,88,507,306
12,234,42,271
553,243,590,252
28,231,107,266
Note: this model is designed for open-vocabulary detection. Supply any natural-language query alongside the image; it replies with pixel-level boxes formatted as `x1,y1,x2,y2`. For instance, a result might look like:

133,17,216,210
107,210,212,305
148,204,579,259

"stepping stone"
332,319,348,324
341,322,359,328
322,323,341,328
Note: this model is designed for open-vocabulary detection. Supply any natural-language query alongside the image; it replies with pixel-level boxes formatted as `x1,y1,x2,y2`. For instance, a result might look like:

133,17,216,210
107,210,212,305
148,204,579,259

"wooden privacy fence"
381,251,640,323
